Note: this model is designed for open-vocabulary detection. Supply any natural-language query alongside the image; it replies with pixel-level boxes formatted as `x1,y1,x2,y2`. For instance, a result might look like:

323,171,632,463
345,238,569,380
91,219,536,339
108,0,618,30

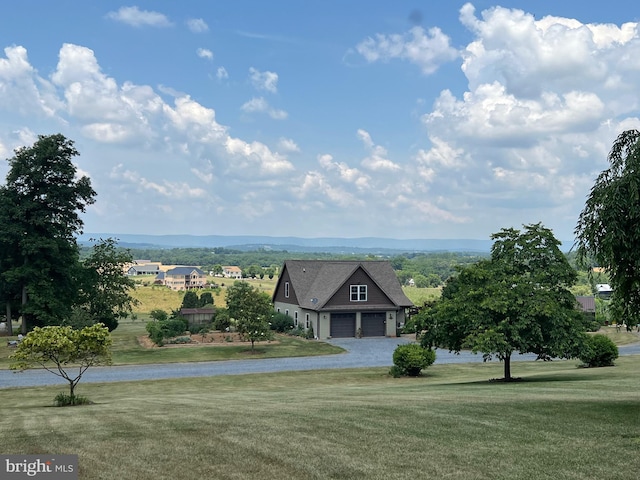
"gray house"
272,260,413,339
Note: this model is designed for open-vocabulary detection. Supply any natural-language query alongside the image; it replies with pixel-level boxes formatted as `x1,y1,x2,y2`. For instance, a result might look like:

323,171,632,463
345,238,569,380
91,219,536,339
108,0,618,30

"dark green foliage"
149,309,168,322
145,317,188,346
227,281,274,350
213,309,231,331
199,292,214,307
0,134,96,331
579,334,619,367
423,224,586,380
392,343,436,376
576,130,640,329
181,290,199,309
270,312,294,332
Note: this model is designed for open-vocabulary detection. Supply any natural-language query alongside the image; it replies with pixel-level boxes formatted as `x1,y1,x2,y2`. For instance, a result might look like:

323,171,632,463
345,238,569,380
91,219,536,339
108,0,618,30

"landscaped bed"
137,331,280,348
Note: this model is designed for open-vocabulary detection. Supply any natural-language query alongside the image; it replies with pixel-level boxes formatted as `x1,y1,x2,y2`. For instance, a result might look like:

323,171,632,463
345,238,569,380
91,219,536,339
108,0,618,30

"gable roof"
276,260,413,310
166,266,206,276
576,296,596,313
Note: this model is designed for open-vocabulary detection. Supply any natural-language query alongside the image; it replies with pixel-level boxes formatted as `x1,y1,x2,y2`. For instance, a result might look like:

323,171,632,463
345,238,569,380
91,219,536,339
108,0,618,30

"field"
1,357,638,479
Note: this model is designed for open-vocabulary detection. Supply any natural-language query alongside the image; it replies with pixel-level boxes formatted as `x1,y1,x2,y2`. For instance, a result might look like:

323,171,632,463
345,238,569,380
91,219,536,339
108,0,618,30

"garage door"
361,312,386,337
330,313,356,338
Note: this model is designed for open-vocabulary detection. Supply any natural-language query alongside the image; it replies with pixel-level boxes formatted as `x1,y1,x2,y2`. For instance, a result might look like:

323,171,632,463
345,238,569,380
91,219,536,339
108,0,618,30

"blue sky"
1,1,639,242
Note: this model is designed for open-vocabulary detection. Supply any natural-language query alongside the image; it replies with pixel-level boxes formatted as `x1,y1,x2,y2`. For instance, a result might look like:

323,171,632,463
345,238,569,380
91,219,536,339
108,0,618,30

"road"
1,337,639,389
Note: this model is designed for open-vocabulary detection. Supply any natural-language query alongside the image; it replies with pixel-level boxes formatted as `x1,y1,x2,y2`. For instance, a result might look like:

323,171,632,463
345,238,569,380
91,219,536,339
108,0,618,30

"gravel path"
2,337,639,390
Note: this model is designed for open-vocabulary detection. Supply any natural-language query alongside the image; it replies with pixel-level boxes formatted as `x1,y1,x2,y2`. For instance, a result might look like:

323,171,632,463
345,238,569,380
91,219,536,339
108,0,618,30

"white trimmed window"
284,281,290,298
305,313,310,329
294,311,298,327
350,285,367,302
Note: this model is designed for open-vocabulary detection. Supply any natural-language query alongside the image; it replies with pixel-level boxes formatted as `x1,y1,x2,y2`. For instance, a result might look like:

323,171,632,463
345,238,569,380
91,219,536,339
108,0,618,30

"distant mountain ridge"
79,233,495,253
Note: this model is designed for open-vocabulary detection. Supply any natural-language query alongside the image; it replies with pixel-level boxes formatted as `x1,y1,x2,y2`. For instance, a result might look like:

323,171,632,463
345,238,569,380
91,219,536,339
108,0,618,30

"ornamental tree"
575,129,640,327
10,323,112,402
226,281,274,350
421,223,585,381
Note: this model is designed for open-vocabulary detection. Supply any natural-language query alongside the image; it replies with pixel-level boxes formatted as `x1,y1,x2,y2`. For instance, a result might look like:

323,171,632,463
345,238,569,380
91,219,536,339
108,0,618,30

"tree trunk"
5,301,13,336
504,353,512,381
21,285,27,335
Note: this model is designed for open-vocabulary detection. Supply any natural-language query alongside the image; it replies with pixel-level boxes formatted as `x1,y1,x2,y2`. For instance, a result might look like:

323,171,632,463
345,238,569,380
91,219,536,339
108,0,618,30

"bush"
392,343,436,377
54,392,91,407
579,334,619,367
213,310,231,332
271,313,294,332
145,317,189,346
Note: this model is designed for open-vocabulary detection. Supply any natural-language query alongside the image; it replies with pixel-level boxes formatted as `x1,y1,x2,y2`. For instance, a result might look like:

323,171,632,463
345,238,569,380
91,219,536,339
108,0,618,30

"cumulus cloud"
318,153,370,190
278,137,300,153
356,26,458,74
241,96,288,120
106,6,172,28
249,67,279,93
187,18,209,33
196,48,213,60
357,129,401,171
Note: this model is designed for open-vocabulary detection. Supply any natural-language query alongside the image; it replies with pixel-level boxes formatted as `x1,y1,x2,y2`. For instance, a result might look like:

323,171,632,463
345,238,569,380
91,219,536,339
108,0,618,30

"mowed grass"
1,357,639,480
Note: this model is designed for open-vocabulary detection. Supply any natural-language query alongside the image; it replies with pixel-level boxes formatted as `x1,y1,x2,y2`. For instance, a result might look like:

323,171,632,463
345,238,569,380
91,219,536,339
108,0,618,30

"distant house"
272,260,413,339
596,284,612,299
161,267,207,291
180,308,215,330
127,264,160,276
223,266,243,279
576,296,596,324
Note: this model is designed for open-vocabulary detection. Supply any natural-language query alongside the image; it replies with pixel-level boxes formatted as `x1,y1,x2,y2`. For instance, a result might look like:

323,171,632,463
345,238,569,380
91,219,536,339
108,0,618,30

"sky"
1,1,639,243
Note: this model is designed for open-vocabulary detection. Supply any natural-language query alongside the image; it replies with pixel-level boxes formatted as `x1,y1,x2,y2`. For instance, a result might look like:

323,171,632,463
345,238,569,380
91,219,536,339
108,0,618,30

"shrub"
579,334,619,367
392,343,436,377
54,393,91,407
270,313,294,332
213,310,231,332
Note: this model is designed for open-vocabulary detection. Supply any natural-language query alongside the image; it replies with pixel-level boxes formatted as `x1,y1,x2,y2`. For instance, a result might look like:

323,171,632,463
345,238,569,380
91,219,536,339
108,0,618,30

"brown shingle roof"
279,260,413,310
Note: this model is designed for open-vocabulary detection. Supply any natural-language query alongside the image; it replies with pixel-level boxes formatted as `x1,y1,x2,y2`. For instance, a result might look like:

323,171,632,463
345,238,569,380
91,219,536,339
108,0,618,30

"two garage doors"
329,312,386,338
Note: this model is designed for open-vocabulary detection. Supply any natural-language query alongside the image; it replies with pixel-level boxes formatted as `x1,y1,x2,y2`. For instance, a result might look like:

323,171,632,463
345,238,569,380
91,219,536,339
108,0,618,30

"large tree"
421,223,585,381
76,238,138,331
0,134,96,332
226,281,274,350
575,129,640,327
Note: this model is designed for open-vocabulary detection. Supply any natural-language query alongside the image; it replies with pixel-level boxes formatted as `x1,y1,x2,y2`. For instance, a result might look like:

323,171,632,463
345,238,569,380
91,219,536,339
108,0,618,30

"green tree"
226,281,274,350
181,290,199,309
77,238,138,331
199,292,214,307
423,223,585,381
575,129,640,329
10,323,112,402
0,134,96,332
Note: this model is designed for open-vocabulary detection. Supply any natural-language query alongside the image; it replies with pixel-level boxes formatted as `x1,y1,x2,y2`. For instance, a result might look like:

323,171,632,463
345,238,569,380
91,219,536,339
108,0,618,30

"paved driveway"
1,337,638,389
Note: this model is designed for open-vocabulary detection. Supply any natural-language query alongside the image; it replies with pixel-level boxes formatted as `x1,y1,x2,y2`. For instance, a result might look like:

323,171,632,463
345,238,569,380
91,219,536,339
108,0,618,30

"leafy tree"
10,323,112,402
575,129,640,329
149,309,169,322
422,223,585,381
77,238,138,331
226,281,274,350
199,292,214,307
181,290,199,309
0,134,96,332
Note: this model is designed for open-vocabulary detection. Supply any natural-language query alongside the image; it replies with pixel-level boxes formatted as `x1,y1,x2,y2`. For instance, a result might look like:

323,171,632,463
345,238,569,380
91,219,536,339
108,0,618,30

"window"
284,281,289,298
350,285,367,302
294,311,298,327
305,314,310,329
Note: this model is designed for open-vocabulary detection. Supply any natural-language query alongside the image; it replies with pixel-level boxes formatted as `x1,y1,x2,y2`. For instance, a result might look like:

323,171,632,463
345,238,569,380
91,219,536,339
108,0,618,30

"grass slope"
1,358,638,480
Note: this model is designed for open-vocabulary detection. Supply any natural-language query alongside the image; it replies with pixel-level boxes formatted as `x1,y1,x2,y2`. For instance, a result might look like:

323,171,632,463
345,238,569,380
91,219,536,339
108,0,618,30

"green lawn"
1,357,638,480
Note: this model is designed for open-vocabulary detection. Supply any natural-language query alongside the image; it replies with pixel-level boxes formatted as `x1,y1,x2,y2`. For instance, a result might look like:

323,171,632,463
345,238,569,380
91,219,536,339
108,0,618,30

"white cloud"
196,48,213,60
357,129,401,171
187,18,209,33
241,96,288,120
111,164,208,199
216,66,229,80
318,153,370,190
356,26,458,74
225,137,294,175
106,6,172,28
249,67,279,93
278,138,300,153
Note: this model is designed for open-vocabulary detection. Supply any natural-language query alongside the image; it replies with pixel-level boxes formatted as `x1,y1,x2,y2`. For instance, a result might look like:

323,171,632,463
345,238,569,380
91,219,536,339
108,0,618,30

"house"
127,263,160,276
223,266,243,279
180,308,215,330
596,284,612,299
162,267,207,291
576,295,596,324
272,260,414,339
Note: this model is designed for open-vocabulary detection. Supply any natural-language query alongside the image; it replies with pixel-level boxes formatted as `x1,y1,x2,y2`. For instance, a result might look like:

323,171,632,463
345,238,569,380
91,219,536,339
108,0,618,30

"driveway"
1,337,639,389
